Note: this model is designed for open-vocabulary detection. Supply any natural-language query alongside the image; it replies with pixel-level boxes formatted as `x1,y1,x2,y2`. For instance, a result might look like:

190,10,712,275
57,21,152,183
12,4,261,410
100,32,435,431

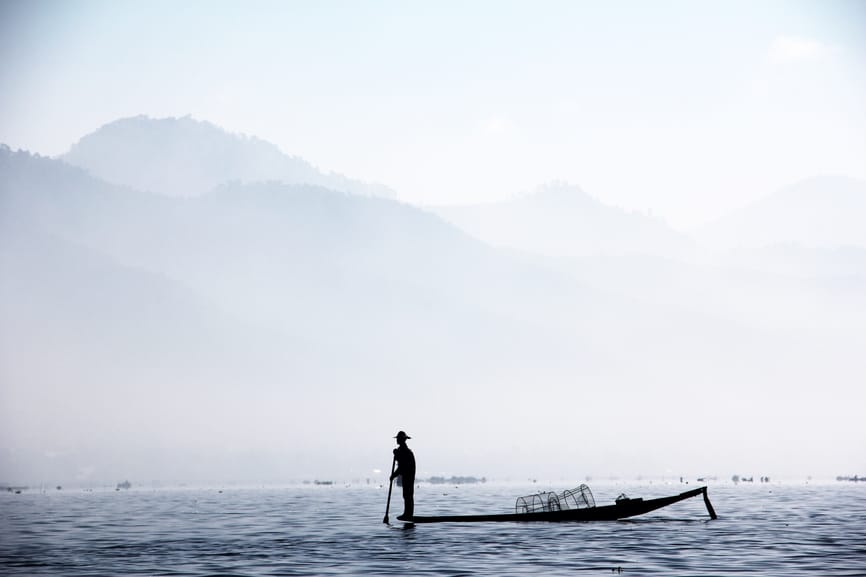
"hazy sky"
1,0,865,227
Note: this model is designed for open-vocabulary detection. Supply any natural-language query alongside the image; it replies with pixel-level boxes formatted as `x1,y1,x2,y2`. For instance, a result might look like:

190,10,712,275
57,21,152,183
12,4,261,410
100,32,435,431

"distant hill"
697,175,866,249
61,115,395,198
1,145,763,391
430,182,693,258
0,145,615,382
0,145,316,382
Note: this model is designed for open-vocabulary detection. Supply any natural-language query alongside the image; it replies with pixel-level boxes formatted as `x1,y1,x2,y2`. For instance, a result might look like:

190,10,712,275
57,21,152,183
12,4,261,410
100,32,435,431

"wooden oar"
383,455,396,524
702,486,718,519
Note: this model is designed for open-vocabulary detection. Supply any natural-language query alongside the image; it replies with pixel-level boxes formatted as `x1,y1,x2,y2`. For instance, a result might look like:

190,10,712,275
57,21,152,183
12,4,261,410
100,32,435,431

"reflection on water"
1,483,865,576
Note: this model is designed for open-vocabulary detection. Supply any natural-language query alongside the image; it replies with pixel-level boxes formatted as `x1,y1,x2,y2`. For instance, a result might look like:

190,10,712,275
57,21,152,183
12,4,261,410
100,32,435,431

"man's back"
394,444,416,479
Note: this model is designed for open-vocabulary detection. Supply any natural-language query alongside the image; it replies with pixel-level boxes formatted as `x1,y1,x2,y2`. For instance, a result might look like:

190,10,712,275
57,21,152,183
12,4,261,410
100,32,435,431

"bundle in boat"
515,484,595,514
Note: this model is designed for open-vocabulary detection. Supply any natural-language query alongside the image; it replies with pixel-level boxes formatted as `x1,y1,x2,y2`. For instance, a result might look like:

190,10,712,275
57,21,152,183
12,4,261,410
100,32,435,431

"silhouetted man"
390,430,415,520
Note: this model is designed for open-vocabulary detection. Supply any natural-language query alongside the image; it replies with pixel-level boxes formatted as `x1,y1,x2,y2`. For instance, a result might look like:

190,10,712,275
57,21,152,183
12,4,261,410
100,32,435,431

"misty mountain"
429,174,866,333
3,136,863,483
3,144,788,482
2,146,644,403
62,115,395,199
696,175,866,249
4,147,765,374
430,182,694,259
1,147,587,366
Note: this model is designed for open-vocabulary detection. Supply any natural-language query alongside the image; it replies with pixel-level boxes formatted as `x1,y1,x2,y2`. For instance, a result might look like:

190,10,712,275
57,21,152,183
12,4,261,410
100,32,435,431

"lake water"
1,481,864,576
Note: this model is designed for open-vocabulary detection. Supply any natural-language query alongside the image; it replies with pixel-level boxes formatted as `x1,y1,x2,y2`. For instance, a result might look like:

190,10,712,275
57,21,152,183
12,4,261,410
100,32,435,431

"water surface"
1,482,864,576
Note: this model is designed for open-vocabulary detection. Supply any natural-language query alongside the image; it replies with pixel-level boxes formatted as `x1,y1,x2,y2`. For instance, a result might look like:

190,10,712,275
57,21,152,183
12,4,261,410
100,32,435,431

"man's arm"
391,448,401,480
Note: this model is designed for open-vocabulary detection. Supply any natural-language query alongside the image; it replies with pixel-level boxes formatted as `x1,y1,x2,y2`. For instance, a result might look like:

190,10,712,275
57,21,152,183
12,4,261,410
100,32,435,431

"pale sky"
1,0,865,228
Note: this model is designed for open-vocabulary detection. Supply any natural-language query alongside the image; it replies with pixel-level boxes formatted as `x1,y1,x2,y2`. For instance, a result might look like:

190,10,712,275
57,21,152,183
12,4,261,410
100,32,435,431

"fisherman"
390,430,416,520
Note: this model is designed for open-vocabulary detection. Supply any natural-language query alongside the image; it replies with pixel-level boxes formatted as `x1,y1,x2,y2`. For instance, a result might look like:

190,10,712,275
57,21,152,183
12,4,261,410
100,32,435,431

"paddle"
702,487,718,519
383,455,396,524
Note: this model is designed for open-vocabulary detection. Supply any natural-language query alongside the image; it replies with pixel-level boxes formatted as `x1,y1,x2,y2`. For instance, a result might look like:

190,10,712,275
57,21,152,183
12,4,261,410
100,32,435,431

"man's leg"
403,478,414,518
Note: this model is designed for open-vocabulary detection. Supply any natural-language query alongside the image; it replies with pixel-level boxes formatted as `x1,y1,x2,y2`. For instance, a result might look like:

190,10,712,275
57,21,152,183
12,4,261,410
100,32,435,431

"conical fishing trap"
515,484,595,514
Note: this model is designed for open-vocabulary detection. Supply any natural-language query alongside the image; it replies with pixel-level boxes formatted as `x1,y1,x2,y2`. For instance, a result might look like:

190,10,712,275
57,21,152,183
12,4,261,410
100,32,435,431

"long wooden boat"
409,486,717,523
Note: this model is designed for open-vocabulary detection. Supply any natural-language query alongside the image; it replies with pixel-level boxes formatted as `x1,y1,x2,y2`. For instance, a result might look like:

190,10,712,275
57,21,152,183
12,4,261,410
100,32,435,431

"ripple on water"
1,483,865,576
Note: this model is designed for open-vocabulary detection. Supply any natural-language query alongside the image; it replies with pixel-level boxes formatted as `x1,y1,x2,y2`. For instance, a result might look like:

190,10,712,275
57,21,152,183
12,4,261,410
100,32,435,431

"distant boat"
836,475,863,482
408,485,717,523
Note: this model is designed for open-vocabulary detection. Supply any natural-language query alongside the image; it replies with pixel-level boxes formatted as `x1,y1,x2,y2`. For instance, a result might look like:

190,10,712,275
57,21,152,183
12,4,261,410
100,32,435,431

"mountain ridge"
696,175,866,249
430,181,694,259
61,115,396,199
